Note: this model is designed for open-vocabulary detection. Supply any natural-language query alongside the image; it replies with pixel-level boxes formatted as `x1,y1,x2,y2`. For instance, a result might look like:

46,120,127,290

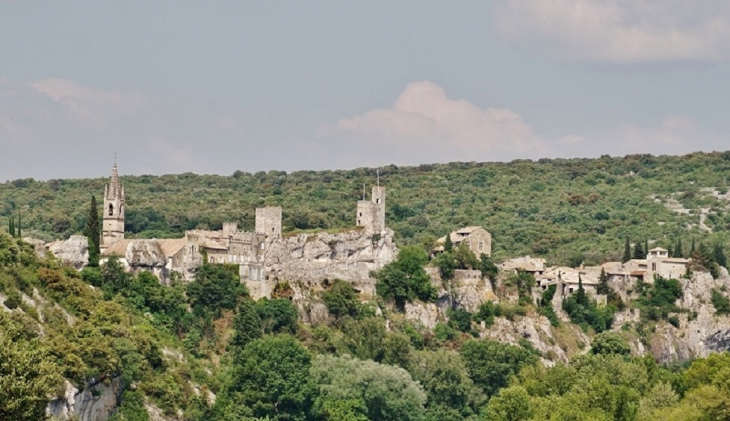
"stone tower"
100,160,125,252
255,207,282,240
356,185,386,235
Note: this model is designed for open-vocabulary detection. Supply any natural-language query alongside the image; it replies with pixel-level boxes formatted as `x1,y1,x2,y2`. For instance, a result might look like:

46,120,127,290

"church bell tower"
100,159,125,252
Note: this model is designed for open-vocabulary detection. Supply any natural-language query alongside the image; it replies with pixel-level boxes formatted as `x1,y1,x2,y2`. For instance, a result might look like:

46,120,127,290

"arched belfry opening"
101,158,125,252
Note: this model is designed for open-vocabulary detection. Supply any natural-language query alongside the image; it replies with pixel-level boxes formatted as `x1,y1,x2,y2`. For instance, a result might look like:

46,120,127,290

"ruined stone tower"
255,207,282,241
356,185,386,235
101,160,125,252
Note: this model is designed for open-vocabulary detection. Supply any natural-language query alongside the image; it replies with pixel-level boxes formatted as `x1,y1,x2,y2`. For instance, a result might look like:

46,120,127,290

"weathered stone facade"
100,162,125,253
94,161,395,294
356,186,386,235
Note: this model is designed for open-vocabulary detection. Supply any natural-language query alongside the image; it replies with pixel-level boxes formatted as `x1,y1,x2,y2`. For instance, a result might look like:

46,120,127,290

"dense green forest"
3,151,730,264
3,231,730,420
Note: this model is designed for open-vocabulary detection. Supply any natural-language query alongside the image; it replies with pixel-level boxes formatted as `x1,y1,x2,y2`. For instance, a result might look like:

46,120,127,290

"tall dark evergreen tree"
713,243,727,269
691,238,696,255
597,268,609,295
8,216,13,237
16,212,20,238
633,241,644,260
644,239,649,258
444,234,453,252
675,239,684,258
622,237,631,263
84,195,101,267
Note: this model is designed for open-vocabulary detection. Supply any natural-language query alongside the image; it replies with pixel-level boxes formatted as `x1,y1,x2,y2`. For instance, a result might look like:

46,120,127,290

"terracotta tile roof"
157,239,187,257
103,239,132,256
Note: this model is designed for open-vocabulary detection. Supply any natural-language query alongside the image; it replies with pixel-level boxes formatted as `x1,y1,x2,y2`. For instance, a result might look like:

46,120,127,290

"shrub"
711,289,730,315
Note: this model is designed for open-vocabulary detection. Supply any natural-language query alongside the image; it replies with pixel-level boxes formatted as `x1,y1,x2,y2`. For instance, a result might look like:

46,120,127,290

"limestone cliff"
248,228,398,300
47,377,123,421
47,235,89,269
622,270,730,363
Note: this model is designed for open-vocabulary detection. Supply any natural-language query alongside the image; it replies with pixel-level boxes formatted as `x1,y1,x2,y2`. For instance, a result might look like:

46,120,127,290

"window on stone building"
108,204,114,216
652,263,656,271
359,212,362,217
478,242,483,251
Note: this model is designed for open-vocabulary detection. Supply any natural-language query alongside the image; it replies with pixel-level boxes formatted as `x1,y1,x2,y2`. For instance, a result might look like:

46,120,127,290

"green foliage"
713,243,727,268
322,279,361,319
256,298,298,334
219,334,315,420
591,332,631,356
636,276,683,321
8,152,730,265
538,284,560,327
478,253,499,289
410,350,486,418
623,237,631,263
84,195,101,267
460,339,539,398
373,246,436,310
562,278,615,332
311,354,427,421
187,262,246,318
230,299,262,350
447,308,473,333
0,311,63,421
633,240,645,260
711,289,730,316
484,386,532,421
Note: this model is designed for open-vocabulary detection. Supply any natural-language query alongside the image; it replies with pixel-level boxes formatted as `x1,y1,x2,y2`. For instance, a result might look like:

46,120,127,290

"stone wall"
255,207,282,240
246,228,398,300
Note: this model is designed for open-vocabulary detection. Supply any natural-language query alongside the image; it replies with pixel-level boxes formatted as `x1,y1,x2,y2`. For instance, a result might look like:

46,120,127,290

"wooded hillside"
3,151,730,264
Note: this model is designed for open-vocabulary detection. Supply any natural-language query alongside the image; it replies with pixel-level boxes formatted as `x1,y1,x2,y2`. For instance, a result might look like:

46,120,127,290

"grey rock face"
47,377,123,421
248,228,398,300
47,235,89,269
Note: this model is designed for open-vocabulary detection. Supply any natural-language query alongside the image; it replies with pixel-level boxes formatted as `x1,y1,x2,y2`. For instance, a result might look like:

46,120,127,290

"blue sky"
1,0,729,180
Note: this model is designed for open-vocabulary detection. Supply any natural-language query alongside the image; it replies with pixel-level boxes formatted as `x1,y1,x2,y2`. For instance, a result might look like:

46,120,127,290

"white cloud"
495,0,730,64
314,81,549,167
554,115,726,157
30,78,146,129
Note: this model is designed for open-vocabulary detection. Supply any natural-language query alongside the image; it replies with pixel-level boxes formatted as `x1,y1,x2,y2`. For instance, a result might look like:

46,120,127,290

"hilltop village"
45,162,693,309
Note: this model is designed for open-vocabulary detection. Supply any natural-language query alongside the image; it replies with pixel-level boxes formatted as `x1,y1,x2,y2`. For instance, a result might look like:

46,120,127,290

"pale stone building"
97,161,394,291
500,256,546,276
100,162,125,252
434,226,492,257
356,186,386,235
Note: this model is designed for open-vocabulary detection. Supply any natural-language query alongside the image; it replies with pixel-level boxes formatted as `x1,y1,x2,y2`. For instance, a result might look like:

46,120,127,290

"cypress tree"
597,268,609,295
622,237,631,263
444,234,453,252
714,243,727,268
676,239,683,258
16,212,21,238
691,238,696,255
644,239,649,258
633,241,644,260
84,195,101,267
8,216,13,237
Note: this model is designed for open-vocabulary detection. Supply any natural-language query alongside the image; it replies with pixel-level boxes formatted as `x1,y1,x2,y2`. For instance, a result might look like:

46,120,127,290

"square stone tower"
101,161,125,252
255,207,282,240
356,186,385,235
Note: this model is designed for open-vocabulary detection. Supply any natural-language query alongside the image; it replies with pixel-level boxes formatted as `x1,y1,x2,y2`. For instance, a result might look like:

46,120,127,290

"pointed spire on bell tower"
108,153,121,200
101,155,125,252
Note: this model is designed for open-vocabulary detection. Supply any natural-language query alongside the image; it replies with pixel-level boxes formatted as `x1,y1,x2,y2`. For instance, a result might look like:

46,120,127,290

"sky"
1,0,729,180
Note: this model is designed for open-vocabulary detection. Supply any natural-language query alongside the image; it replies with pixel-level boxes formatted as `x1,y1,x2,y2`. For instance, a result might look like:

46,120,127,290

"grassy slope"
3,151,730,265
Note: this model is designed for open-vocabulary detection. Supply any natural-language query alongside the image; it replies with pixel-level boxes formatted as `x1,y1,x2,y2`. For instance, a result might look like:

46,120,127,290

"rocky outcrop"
47,377,123,421
645,270,730,363
248,228,398,300
47,235,89,269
